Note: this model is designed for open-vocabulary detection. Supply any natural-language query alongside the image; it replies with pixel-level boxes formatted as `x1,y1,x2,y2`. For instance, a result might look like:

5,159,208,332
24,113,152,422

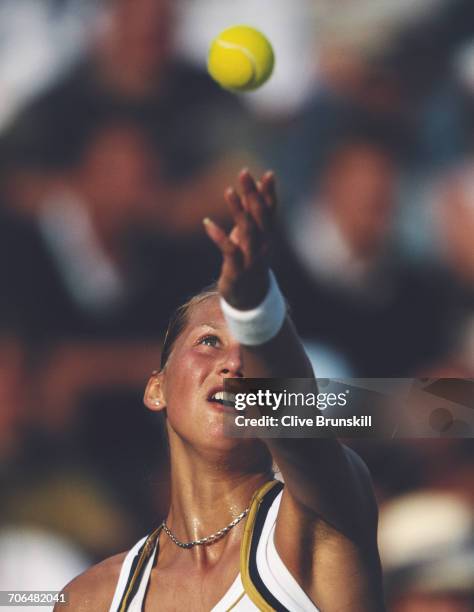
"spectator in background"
273,0,474,205
5,0,257,234
288,133,397,293
275,129,457,375
428,161,474,375
1,109,217,342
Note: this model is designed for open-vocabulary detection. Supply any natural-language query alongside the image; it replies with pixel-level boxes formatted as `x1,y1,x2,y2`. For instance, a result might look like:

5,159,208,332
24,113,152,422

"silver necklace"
160,506,250,549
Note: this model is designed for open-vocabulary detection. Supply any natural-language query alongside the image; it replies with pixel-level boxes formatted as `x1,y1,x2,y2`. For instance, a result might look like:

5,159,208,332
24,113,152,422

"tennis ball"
208,25,274,92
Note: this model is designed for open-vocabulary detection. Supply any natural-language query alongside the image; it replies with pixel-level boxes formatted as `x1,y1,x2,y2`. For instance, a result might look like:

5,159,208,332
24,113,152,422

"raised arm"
204,169,384,610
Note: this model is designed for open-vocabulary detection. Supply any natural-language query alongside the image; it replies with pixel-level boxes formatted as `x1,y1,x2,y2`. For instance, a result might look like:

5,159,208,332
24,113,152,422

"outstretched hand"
203,168,277,310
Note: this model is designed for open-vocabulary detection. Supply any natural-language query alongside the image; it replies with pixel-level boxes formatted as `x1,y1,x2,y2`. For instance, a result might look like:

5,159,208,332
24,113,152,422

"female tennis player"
58,169,384,611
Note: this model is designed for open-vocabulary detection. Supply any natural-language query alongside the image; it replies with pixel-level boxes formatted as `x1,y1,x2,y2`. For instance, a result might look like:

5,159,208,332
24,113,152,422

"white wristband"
220,270,286,346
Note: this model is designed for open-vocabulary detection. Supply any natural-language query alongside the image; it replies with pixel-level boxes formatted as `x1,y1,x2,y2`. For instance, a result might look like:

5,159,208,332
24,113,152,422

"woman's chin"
169,410,254,455
202,417,244,449
199,415,258,456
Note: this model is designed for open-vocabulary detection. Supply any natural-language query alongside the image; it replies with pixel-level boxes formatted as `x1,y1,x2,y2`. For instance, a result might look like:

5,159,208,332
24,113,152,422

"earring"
154,400,160,406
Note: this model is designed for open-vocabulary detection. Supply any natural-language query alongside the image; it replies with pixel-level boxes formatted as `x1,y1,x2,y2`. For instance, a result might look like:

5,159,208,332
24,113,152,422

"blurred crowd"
0,1,473,610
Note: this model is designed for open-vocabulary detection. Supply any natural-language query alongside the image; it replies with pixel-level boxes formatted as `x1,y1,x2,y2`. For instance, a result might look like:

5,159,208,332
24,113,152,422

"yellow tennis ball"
208,25,274,92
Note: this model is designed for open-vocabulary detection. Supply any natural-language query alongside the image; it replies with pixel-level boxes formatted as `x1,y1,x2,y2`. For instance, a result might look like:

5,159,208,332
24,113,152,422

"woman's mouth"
207,390,236,410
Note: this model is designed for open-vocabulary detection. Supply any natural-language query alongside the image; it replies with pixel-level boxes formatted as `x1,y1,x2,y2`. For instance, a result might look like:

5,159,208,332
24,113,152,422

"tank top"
109,481,319,611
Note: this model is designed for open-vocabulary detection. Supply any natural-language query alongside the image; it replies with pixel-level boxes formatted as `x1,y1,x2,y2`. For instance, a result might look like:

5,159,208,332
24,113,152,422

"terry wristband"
220,270,286,345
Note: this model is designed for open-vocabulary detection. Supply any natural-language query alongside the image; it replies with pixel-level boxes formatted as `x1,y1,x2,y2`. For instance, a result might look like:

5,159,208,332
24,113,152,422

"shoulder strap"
116,525,162,612
240,480,288,612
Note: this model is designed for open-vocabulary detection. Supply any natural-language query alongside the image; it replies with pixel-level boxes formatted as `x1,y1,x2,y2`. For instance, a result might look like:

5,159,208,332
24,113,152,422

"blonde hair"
160,284,219,369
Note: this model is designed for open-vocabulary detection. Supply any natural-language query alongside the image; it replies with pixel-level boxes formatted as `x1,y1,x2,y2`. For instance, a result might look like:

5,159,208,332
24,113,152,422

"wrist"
220,269,286,346
219,265,270,310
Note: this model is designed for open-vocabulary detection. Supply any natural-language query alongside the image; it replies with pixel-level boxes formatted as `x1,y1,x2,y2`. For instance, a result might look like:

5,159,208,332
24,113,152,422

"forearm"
241,316,314,378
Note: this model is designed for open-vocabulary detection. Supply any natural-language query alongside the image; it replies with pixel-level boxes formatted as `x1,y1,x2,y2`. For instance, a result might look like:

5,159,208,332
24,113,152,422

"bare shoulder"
54,551,127,612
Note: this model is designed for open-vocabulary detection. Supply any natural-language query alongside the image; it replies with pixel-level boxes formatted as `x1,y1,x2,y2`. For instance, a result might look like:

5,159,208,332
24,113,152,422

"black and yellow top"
109,480,318,612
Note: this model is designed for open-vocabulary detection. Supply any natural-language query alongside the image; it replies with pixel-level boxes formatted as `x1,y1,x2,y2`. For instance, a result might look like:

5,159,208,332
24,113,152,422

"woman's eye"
198,335,220,348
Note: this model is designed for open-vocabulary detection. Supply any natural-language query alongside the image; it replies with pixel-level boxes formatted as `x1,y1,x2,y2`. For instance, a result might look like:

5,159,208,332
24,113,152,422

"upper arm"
342,446,379,532
274,447,384,610
276,444,379,547
54,553,126,612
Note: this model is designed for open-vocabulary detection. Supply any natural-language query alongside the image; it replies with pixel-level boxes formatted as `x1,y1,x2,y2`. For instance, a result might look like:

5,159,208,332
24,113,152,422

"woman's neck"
161,438,273,566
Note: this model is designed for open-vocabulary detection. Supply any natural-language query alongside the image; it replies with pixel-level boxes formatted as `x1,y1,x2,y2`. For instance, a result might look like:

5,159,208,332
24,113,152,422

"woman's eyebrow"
194,322,224,332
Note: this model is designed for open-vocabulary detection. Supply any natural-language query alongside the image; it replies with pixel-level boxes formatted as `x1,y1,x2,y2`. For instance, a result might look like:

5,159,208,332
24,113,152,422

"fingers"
239,168,272,233
204,168,276,272
202,217,243,268
225,183,261,262
202,216,232,252
224,187,245,220
260,171,277,213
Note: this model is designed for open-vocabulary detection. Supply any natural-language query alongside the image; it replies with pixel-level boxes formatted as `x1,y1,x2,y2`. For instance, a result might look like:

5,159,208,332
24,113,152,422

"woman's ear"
144,370,166,412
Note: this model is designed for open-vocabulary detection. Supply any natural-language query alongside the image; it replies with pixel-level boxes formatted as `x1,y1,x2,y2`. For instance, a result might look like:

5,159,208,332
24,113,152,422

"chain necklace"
160,506,250,549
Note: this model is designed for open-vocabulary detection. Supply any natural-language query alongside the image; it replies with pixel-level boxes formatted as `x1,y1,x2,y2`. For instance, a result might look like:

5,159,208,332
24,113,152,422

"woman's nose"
219,348,244,378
